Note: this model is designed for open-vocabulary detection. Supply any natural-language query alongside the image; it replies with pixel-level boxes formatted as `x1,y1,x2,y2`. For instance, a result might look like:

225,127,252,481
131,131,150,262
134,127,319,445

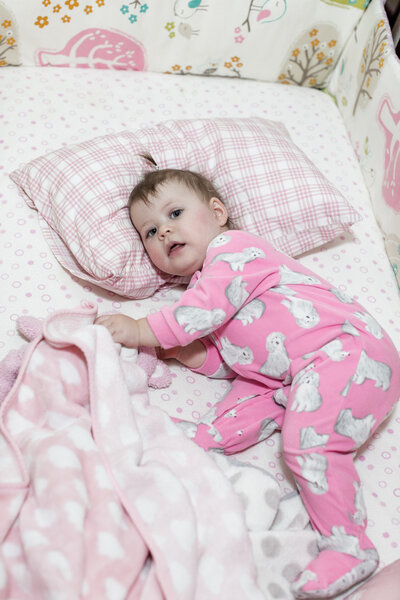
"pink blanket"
0,303,263,599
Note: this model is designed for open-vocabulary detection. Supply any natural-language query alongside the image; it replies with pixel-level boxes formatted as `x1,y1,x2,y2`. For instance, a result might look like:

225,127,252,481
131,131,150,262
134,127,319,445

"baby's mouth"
168,243,185,256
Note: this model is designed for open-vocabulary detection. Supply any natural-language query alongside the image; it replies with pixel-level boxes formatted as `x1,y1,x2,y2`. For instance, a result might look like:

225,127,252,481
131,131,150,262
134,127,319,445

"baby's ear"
210,197,229,226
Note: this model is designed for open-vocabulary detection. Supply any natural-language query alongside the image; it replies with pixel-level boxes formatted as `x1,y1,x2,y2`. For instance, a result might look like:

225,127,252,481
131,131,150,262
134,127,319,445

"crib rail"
385,0,400,53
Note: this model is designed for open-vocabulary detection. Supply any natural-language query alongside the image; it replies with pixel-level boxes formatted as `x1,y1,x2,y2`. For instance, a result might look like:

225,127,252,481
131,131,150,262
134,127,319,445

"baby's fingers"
94,315,113,325
95,315,119,336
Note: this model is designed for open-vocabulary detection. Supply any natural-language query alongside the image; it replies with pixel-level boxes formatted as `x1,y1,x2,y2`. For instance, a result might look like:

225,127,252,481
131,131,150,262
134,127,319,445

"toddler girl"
96,160,400,599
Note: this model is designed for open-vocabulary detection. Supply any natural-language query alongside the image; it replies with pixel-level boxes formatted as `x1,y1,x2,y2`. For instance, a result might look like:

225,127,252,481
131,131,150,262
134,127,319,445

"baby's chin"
153,263,194,279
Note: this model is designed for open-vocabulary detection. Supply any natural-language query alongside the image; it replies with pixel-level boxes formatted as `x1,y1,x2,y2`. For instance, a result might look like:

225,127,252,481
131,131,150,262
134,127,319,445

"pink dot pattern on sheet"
0,67,399,569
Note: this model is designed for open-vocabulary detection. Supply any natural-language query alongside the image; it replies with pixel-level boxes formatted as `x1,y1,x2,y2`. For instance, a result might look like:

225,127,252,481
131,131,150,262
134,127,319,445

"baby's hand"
95,314,140,348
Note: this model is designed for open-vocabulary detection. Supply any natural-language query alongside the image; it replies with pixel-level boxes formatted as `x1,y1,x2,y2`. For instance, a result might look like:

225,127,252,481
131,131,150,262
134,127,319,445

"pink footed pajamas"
147,230,400,598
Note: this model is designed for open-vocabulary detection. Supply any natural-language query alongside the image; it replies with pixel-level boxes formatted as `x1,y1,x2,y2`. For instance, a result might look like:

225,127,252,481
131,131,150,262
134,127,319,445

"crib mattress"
1,66,400,586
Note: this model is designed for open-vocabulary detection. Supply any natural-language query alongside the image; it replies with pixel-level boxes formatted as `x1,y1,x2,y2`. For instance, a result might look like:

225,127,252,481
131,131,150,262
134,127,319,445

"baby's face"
130,179,228,277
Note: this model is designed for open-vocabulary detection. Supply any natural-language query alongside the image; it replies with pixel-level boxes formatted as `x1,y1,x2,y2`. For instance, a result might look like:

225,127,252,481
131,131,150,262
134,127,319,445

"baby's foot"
291,548,378,598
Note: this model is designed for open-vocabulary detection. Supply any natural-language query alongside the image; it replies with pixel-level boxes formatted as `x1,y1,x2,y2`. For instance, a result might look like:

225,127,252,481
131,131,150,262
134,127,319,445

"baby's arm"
96,313,208,369
95,314,158,348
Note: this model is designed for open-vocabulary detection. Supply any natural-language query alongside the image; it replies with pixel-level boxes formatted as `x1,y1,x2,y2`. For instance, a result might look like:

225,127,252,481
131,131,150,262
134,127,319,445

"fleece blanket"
0,303,317,600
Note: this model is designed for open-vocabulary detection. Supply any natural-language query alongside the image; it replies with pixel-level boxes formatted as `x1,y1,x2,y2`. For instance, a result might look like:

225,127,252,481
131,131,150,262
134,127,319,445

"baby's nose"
159,223,172,237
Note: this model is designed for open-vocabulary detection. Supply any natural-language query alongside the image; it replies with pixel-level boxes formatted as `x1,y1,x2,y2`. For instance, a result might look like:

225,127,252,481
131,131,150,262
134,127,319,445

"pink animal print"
377,96,400,212
36,28,147,71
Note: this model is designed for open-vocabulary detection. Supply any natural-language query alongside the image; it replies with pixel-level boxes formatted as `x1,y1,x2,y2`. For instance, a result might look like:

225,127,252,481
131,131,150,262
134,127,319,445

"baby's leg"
175,376,285,454
283,338,399,598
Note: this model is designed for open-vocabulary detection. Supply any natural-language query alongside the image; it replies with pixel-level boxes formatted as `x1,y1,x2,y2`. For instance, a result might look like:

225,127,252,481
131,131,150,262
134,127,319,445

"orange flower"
65,0,79,9
325,57,333,66
43,0,51,6
7,37,15,45
172,64,181,71
379,57,385,68
231,56,240,62
34,15,49,28
53,4,62,11
0,60,6,66
379,42,387,53
292,48,300,57
377,19,384,28
84,4,93,13
309,77,316,85
1,20,11,28
61,14,71,22
278,73,286,80
360,63,365,73
237,62,243,68
366,77,371,88
309,28,318,37
224,61,232,68
185,65,192,70
311,39,320,47
328,40,336,47
317,51,325,60
96,0,105,5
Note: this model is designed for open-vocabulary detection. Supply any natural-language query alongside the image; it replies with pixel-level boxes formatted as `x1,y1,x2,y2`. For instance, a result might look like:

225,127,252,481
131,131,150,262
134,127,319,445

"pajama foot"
291,548,378,598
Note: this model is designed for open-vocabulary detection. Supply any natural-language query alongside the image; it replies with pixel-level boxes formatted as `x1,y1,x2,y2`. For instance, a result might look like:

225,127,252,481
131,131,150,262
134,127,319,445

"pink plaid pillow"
10,118,361,298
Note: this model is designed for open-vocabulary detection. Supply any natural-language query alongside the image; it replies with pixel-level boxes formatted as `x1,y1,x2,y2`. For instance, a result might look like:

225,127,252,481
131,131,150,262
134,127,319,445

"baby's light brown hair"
128,154,234,229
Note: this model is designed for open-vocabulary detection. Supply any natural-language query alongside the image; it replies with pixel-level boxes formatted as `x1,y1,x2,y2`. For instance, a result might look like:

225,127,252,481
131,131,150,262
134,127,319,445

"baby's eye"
170,209,182,219
146,227,157,239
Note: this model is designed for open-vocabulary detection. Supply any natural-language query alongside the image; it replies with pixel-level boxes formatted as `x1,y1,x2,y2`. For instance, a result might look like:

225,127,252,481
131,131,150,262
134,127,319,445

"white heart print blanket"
0,302,266,599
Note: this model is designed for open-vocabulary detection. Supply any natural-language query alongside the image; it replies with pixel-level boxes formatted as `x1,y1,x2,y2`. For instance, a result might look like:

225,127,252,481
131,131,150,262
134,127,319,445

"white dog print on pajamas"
291,362,316,388
269,284,297,296
174,306,226,335
208,232,231,248
351,481,367,526
303,338,350,362
296,452,329,495
220,337,254,367
342,319,360,337
353,311,383,339
225,276,250,308
198,406,223,443
224,408,237,419
330,288,354,304
291,370,322,412
234,298,266,326
279,264,320,285
341,350,392,396
174,420,198,439
209,361,235,379
300,426,330,449
318,526,373,559
235,393,259,405
211,247,265,271
257,417,279,441
273,387,288,408
259,332,291,378
334,408,376,446
281,296,320,328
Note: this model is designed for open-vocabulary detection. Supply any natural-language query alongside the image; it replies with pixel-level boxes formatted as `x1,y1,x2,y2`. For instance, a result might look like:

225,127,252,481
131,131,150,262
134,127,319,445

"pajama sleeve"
147,230,278,349
190,336,235,379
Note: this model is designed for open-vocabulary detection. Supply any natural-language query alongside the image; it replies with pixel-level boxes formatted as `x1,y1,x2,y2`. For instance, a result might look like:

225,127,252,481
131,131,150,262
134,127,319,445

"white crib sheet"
1,66,399,577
